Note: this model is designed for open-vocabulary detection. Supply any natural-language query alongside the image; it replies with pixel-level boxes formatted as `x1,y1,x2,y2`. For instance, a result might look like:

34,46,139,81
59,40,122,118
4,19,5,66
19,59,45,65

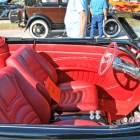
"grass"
0,23,19,29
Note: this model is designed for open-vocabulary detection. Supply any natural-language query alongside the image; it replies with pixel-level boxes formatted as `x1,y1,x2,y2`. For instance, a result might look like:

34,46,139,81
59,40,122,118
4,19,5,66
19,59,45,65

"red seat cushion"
0,66,101,126
6,45,98,112
58,81,98,112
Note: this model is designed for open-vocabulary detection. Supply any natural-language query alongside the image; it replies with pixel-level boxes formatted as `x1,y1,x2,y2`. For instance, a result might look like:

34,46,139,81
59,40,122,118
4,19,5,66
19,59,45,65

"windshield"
116,13,140,39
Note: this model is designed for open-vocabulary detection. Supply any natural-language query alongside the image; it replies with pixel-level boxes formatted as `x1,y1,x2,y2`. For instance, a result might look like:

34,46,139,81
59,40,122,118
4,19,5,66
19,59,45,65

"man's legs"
97,15,104,39
90,15,97,39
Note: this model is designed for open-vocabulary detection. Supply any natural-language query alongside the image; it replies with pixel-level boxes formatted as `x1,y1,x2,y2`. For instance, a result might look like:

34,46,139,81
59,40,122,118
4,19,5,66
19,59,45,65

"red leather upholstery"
0,37,10,69
58,81,97,111
0,67,50,124
6,45,98,112
0,66,101,126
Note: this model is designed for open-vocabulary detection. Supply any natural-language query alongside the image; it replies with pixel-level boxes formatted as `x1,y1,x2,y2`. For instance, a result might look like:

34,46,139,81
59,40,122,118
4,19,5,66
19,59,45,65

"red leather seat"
6,45,98,112
0,66,101,126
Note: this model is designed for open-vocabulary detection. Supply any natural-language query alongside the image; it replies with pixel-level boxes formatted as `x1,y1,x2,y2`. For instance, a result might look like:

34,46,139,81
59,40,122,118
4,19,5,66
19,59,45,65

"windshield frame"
112,12,140,41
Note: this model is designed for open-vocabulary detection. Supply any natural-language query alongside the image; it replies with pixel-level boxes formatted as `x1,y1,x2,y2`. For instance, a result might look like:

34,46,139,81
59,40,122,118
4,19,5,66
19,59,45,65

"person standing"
90,0,108,39
64,0,88,38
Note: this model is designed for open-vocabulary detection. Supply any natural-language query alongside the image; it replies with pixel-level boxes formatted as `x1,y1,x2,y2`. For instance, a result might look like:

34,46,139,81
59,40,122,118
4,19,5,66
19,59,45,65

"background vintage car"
0,0,23,19
9,0,121,38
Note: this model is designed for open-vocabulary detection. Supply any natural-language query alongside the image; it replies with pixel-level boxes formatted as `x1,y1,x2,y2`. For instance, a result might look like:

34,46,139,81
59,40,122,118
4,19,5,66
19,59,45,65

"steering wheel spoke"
98,42,118,76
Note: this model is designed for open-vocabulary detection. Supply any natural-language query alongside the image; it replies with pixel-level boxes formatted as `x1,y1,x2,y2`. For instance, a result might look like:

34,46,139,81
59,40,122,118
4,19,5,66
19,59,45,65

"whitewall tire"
29,20,49,38
103,19,121,38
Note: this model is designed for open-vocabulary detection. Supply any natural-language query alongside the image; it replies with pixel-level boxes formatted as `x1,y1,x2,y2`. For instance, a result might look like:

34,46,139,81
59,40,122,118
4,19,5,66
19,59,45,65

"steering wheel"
98,42,118,76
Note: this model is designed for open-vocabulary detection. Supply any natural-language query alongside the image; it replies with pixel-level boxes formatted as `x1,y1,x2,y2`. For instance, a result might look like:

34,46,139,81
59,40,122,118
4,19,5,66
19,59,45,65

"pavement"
0,29,128,39
0,28,67,38
0,20,128,39
0,19,11,24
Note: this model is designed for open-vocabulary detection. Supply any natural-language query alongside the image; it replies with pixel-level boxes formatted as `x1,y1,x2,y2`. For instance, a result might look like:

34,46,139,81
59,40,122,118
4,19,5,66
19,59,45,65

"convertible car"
1,12,140,139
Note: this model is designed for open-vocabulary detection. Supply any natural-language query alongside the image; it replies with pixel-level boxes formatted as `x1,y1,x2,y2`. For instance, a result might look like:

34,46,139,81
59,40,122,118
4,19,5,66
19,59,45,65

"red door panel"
35,44,139,98
8,44,34,54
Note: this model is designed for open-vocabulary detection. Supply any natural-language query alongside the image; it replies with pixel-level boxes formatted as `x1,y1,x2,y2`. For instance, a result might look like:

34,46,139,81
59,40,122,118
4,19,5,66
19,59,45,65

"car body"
1,12,140,139
9,0,120,38
0,0,23,19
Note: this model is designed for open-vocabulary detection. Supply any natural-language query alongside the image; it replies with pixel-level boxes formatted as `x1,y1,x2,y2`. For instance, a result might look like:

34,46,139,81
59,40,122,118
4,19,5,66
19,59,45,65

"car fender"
24,14,51,32
107,13,113,19
22,8,27,24
0,8,11,17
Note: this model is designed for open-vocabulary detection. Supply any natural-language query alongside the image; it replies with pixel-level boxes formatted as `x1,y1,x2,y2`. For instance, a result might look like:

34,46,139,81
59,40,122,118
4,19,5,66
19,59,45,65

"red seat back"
6,45,58,104
0,66,51,124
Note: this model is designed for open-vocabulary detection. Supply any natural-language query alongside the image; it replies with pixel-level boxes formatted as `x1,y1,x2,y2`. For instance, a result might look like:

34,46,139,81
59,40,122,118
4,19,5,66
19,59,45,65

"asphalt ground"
0,20,128,39
0,19,11,24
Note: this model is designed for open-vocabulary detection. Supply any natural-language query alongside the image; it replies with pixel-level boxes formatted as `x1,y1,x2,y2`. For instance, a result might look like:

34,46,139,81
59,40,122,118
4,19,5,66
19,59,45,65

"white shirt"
64,0,88,38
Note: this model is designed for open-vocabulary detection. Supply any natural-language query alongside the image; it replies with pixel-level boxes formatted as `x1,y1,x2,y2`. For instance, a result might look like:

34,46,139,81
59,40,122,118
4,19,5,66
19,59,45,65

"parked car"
9,0,120,38
1,11,140,139
0,0,23,19
15,0,24,7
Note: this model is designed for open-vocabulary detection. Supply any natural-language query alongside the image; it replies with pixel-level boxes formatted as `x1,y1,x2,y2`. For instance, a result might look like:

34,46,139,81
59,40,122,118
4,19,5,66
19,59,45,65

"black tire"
8,11,11,20
103,19,121,38
29,20,49,38
8,11,13,23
